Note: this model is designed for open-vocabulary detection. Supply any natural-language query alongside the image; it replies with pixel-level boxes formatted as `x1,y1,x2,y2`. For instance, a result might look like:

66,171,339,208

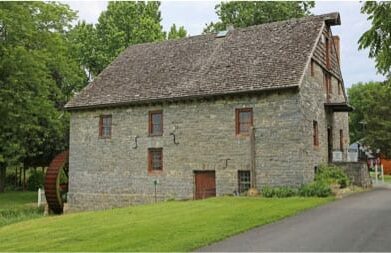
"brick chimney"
332,35,340,63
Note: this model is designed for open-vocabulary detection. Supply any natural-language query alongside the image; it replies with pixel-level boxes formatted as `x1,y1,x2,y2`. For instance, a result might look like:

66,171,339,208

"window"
340,129,344,150
99,115,112,138
310,60,315,77
313,121,319,147
148,148,163,172
235,108,253,135
149,110,163,136
238,171,251,193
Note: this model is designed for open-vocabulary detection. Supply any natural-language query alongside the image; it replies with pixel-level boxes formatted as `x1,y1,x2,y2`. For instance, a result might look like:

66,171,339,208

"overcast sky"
65,1,386,88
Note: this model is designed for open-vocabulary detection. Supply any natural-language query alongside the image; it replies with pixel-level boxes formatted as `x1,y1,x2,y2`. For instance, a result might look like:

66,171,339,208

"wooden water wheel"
44,150,69,214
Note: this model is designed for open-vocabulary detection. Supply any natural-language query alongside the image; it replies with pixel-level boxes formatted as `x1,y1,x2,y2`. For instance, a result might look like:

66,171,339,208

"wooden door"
194,171,216,200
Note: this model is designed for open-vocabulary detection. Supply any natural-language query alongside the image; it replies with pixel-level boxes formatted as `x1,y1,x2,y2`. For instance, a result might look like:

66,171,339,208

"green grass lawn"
0,196,332,252
0,191,43,227
0,191,37,209
384,175,391,183
370,172,391,183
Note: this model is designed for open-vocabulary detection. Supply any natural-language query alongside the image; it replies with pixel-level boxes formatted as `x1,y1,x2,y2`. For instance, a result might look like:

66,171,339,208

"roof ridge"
92,12,339,51
226,12,339,34
228,15,317,31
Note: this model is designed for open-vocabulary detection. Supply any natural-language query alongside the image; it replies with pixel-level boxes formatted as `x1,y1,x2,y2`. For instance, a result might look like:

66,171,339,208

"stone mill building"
65,12,351,210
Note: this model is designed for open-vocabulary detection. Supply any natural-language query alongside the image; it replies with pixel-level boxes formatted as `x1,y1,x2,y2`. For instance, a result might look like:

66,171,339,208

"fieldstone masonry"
300,59,350,180
68,69,349,211
66,14,350,211
69,89,311,210
333,162,372,188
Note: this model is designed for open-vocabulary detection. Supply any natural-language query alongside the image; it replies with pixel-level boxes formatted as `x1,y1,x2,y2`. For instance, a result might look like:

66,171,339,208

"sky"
64,1,386,88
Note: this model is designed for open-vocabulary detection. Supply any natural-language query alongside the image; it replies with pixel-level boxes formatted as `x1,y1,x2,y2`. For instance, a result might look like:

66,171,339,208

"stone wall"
299,69,349,181
68,88,319,211
67,25,350,212
333,162,372,188
299,24,350,181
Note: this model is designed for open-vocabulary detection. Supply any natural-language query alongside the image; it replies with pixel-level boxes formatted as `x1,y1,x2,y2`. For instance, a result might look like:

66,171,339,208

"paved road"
198,187,391,252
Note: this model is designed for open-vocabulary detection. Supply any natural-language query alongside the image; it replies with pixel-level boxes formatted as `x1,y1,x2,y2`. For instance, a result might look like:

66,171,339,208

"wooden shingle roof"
65,13,340,110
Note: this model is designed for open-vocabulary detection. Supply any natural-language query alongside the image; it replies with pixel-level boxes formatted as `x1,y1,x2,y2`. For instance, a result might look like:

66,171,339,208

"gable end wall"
300,51,349,173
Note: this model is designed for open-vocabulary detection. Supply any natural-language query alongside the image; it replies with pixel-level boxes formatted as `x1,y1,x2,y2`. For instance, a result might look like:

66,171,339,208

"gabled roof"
65,13,340,110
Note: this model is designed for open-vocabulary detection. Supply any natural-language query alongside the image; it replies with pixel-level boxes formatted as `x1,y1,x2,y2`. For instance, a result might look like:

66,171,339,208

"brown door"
194,171,216,200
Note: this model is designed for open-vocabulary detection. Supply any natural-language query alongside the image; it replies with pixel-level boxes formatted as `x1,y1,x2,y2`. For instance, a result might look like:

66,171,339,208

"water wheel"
44,150,69,214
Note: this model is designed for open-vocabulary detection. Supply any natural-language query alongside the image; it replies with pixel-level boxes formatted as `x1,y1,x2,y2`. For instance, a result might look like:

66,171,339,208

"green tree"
167,24,187,40
356,2,391,158
359,2,391,77
348,81,391,157
204,1,314,33
70,1,166,77
0,2,87,191
68,21,100,80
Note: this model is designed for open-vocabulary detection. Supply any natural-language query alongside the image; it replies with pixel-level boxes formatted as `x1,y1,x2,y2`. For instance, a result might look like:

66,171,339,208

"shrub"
260,165,349,198
27,170,45,191
298,181,332,197
261,186,298,198
315,164,350,188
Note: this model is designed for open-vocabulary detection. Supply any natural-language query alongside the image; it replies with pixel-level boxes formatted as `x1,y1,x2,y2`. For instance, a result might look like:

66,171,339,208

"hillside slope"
0,197,331,252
